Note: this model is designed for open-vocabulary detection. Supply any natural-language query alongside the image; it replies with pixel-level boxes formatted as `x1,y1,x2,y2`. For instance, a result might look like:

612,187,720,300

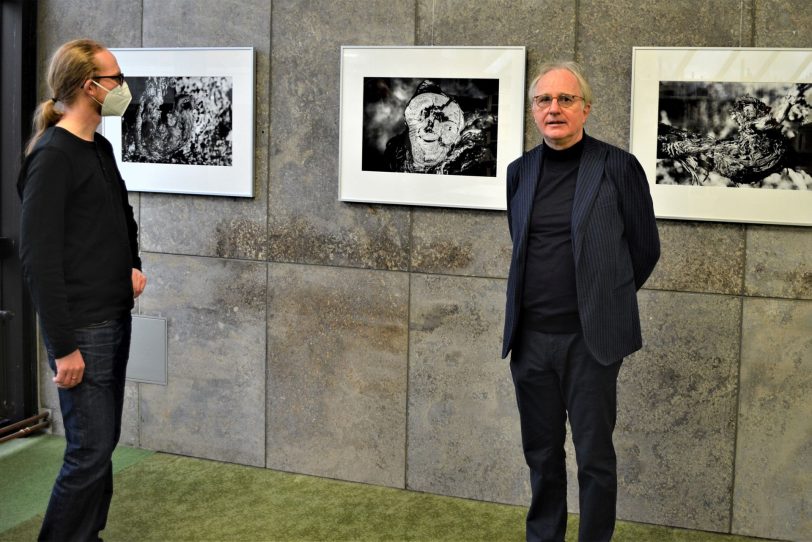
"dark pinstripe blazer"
501,133,660,364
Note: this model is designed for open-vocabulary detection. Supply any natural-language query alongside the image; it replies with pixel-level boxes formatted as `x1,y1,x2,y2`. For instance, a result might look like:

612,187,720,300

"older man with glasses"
502,61,660,542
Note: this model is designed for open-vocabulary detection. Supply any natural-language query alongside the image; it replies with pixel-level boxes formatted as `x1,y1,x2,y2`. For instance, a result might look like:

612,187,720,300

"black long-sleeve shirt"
18,126,141,358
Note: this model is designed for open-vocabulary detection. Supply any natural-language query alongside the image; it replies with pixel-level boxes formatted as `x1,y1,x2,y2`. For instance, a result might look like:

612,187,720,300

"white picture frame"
630,47,812,226
101,47,255,197
339,46,526,210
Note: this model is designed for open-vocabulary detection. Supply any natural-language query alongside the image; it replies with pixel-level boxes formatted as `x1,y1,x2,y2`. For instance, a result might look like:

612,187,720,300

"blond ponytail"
26,99,64,155
25,38,105,156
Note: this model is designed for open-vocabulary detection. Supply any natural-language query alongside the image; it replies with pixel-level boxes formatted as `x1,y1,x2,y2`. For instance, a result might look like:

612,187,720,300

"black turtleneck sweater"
520,139,583,333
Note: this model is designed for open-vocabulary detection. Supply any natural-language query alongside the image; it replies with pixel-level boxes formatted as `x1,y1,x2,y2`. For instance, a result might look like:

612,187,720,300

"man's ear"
84,78,101,94
81,79,93,97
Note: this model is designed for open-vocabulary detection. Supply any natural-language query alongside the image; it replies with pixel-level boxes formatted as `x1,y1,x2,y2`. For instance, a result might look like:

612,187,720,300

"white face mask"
91,80,132,117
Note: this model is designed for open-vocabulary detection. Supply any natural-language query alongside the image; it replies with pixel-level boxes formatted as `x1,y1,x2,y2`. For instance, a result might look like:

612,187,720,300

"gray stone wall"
35,1,810,540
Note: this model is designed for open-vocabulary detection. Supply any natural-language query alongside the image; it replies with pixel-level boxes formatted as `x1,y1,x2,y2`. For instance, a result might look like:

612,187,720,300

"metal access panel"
128,315,167,385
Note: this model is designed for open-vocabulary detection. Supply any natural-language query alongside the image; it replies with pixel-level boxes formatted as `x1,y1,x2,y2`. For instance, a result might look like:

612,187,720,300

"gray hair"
527,60,593,107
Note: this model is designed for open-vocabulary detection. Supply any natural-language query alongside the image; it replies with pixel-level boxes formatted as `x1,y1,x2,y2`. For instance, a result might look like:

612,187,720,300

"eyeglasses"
93,73,125,86
532,93,584,109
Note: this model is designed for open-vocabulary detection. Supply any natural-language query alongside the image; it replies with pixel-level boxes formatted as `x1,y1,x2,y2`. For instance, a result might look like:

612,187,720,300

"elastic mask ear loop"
89,80,106,108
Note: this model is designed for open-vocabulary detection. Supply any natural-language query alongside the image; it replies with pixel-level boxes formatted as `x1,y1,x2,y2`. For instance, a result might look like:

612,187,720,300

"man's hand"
132,268,147,298
54,349,84,389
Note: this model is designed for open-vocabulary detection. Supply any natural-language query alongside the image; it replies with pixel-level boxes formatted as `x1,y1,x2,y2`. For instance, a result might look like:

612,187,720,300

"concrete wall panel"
615,290,741,532
138,253,267,467
411,209,511,278
754,0,812,47
407,274,526,504
37,0,142,67
266,263,409,487
267,1,414,270
138,0,271,261
645,221,745,295
745,225,812,300
733,297,812,541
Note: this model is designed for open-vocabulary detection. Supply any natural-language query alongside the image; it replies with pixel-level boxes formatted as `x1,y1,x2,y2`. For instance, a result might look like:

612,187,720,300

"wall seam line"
414,0,419,45
573,0,580,62
403,205,415,490
263,2,274,471
263,262,270,469
403,0,420,489
404,271,412,490
728,222,749,534
430,0,436,46
752,0,757,46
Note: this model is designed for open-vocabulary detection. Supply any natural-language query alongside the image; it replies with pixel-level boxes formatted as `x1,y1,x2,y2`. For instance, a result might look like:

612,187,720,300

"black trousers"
510,328,622,542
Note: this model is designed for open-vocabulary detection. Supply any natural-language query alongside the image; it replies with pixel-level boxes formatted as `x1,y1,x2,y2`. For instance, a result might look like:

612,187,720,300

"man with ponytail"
17,39,146,542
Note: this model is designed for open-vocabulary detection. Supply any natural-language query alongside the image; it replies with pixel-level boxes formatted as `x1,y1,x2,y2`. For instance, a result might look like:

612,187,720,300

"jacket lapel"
514,145,543,254
571,134,606,264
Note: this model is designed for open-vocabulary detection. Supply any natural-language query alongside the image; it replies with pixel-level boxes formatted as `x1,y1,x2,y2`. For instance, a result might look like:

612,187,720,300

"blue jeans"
38,314,131,542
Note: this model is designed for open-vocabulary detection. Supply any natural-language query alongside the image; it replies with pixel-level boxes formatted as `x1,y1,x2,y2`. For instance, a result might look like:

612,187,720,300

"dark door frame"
1,0,38,427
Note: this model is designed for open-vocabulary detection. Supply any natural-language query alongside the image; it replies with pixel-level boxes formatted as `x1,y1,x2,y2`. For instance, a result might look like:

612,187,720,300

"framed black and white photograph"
100,47,254,197
339,46,526,210
631,47,812,226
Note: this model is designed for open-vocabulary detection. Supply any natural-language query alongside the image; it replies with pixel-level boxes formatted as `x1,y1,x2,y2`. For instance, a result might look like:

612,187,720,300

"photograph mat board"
630,47,812,226
101,47,255,197
339,46,526,210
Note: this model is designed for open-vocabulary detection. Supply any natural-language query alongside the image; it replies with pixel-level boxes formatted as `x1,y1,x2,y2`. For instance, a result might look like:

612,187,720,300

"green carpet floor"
0,435,776,541
0,434,152,533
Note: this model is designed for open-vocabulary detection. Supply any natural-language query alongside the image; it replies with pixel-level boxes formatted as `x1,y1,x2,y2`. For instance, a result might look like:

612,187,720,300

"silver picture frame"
339,46,526,210
101,47,255,197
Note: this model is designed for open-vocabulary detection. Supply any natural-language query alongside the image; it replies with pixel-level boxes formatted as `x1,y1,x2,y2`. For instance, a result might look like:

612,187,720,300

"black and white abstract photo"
362,77,499,177
656,81,811,189
122,76,233,166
